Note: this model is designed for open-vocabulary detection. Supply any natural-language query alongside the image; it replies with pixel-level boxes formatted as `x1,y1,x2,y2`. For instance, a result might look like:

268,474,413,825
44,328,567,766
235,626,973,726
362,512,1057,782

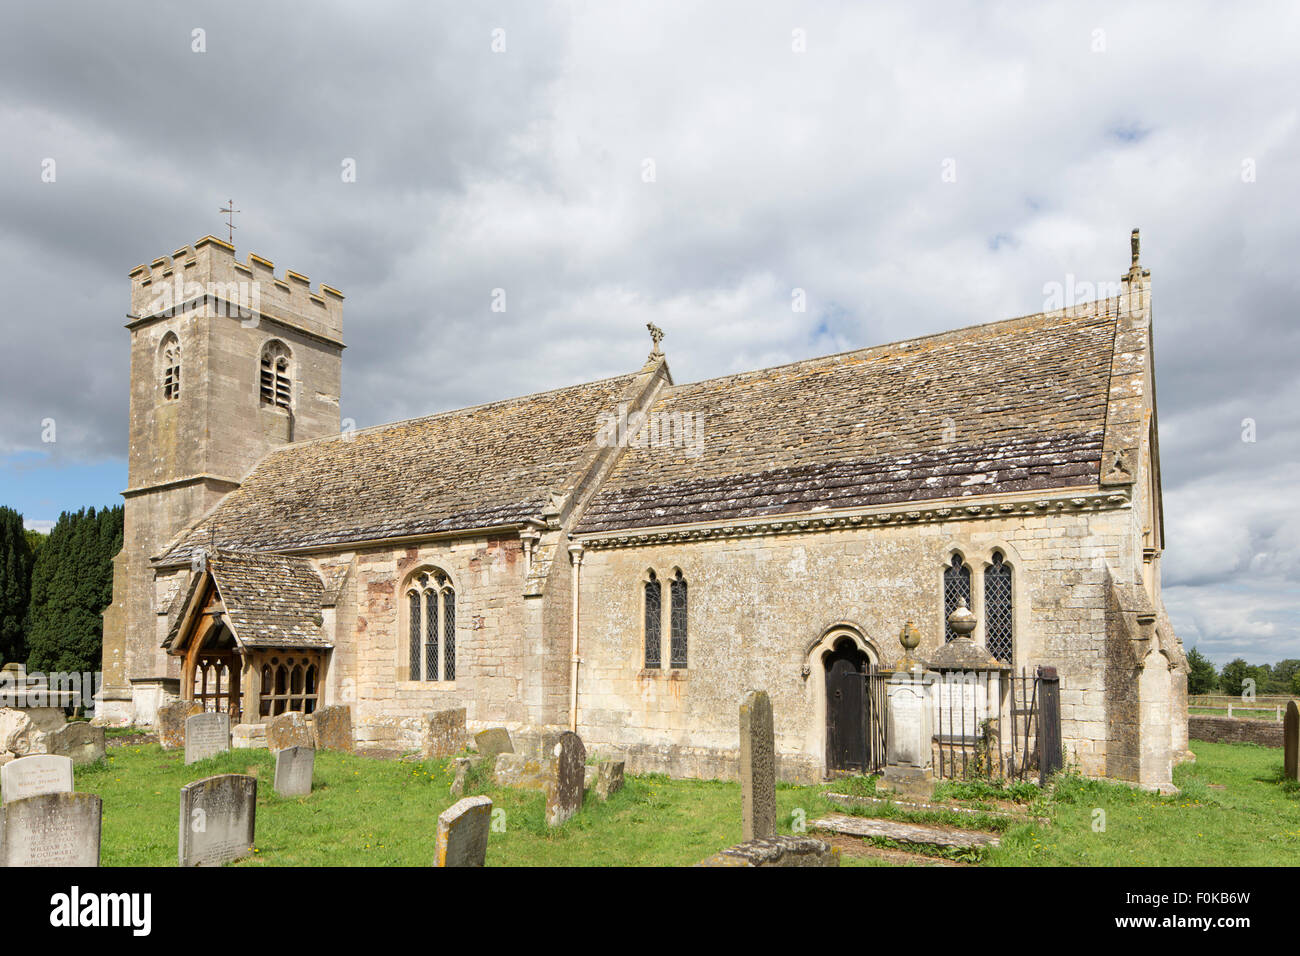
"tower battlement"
128,235,343,341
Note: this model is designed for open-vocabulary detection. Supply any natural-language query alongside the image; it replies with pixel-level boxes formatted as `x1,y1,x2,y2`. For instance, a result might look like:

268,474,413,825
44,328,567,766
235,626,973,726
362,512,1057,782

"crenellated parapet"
127,235,343,342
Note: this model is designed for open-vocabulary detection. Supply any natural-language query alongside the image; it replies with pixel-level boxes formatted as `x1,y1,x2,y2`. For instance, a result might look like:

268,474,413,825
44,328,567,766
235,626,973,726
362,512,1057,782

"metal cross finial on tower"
219,199,241,245
646,322,664,355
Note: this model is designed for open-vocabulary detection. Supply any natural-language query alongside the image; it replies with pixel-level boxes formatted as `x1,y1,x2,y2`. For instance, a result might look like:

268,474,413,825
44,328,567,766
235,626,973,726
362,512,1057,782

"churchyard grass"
71,738,1300,866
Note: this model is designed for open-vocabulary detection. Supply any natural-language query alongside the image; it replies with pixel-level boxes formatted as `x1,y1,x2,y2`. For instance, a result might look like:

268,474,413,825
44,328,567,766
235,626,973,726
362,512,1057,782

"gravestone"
184,712,231,765
493,752,555,791
266,712,314,752
178,774,257,866
1286,701,1299,782
311,705,354,751
0,792,101,866
44,722,106,765
158,700,204,750
232,723,268,749
475,727,513,761
421,708,467,759
435,795,492,866
595,759,625,801
2,754,73,804
740,690,776,841
545,731,586,827
274,745,315,797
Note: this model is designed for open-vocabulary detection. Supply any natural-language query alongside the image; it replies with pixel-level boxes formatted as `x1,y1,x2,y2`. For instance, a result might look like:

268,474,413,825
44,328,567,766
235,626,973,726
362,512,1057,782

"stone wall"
346,536,530,749
573,502,1152,782
1189,715,1283,748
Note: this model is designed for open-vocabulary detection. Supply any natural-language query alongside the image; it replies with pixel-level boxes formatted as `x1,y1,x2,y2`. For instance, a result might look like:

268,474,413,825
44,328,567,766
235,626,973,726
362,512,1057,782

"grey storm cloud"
1,0,1297,665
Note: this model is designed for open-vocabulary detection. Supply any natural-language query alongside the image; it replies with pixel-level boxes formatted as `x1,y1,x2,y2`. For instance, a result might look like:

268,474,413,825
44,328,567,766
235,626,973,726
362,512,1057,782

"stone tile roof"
160,373,640,561
165,549,329,650
576,308,1118,534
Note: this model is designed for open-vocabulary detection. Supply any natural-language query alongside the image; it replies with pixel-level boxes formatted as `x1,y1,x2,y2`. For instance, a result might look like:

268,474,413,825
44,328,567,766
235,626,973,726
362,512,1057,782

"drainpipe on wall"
568,544,584,733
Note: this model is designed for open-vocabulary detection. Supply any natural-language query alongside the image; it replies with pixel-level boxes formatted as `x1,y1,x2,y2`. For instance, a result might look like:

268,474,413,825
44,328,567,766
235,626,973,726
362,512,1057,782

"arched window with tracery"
160,333,181,401
644,570,661,669
984,551,1014,664
943,553,971,643
669,569,688,668
406,569,456,681
259,339,292,408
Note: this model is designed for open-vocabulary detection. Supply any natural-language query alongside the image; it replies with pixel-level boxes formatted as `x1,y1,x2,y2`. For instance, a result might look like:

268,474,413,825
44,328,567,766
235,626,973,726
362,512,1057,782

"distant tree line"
1186,646,1300,697
0,505,122,675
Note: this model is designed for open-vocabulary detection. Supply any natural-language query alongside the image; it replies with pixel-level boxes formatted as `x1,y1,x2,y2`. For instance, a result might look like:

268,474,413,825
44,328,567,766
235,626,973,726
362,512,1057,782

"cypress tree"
25,505,123,675
0,506,34,666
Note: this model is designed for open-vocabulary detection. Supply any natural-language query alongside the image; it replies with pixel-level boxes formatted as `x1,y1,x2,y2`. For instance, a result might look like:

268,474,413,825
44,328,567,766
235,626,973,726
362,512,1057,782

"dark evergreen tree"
0,507,35,666
1185,646,1218,695
25,505,123,675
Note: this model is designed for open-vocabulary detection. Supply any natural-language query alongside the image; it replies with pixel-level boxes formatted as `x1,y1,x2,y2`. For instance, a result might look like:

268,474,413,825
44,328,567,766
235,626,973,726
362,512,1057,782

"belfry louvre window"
943,554,971,642
669,570,688,668
161,335,181,401
407,570,456,681
259,340,292,408
984,551,1014,663
644,571,662,669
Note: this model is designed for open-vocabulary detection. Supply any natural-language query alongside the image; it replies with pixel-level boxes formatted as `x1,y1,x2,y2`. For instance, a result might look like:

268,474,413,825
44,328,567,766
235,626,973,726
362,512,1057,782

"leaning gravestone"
475,727,513,761
1286,701,1299,782
2,754,73,804
435,795,492,866
178,774,257,866
44,722,106,765
740,689,776,841
184,712,232,765
311,705,354,751
422,708,467,759
594,759,625,801
274,745,314,797
266,712,314,752
0,792,101,866
545,731,586,827
158,700,204,750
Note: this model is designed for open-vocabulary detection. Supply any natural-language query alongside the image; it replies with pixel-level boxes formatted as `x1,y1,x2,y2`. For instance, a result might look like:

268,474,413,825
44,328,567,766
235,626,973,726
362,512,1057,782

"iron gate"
930,665,1062,785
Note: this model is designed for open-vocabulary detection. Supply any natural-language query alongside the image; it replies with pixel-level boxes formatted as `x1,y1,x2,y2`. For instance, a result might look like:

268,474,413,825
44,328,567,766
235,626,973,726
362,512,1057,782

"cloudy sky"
1,1,1296,666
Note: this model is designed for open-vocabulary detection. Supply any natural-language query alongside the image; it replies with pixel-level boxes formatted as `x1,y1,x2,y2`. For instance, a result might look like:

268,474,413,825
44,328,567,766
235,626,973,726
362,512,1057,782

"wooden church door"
825,639,868,773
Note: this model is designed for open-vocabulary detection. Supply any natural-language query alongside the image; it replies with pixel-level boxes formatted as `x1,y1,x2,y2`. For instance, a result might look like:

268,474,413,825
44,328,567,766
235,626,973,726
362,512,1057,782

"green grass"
74,738,1300,866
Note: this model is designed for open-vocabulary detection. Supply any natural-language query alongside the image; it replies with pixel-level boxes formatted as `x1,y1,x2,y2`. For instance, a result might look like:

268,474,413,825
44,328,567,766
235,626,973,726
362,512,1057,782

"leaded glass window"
943,554,971,643
669,570,687,668
984,551,1013,664
407,570,456,680
644,572,661,668
442,588,456,681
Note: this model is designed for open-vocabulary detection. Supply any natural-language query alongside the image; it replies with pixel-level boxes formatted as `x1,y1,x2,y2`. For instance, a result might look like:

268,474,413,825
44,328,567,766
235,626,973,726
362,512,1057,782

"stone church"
97,230,1188,790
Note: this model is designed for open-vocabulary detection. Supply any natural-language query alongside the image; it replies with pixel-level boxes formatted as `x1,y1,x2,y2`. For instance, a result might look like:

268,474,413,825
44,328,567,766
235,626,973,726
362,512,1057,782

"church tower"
97,236,344,725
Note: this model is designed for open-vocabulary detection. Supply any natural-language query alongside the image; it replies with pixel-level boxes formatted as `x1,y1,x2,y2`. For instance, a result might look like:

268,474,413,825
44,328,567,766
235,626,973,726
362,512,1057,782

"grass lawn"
74,737,1300,866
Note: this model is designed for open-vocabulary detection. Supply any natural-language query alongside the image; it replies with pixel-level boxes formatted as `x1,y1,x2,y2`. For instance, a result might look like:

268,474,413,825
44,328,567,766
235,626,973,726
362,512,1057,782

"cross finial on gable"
1126,227,1149,280
646,322,664,356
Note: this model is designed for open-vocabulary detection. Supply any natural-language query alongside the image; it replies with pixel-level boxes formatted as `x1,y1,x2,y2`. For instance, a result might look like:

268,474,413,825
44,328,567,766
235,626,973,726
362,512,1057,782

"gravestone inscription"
2,754,73,804
0,792,101,866
184,712,231,765
178,774,257,866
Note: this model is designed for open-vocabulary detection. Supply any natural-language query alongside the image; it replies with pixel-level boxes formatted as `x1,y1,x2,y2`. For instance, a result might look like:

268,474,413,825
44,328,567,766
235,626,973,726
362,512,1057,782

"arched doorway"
825,637,871,773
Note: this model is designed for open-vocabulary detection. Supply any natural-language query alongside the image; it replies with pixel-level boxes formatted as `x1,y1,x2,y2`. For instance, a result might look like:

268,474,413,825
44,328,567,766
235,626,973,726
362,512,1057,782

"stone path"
811,812,1001,849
